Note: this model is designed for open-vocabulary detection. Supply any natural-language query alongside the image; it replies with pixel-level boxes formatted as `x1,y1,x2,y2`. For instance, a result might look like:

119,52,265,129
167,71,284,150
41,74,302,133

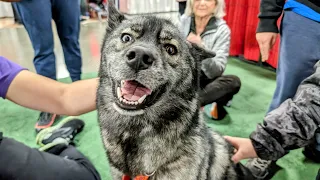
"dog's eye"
164,44,177,55
121,34,132,43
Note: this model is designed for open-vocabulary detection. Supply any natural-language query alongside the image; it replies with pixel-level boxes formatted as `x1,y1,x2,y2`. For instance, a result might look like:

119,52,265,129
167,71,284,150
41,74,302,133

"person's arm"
6,70,98,116
256,0,285,62
251,67,320,160
201,23,230,79
226,61,320,162
257,0,286,33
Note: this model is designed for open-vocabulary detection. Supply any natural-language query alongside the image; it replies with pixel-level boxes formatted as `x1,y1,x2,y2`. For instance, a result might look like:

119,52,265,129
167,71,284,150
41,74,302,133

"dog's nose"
126,46,155,71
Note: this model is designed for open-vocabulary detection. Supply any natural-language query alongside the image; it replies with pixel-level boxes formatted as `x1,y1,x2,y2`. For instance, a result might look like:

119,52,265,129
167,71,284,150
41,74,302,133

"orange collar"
122,175,149,180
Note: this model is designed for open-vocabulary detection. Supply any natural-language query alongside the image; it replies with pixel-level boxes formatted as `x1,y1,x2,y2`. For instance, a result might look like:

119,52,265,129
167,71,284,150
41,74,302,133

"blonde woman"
180,0,241,120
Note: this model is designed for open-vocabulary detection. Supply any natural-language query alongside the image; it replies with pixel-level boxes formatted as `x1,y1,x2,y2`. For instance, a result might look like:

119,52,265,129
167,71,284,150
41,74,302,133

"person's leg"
15,1,60,130
80,0,89,17
199,75,241,120
14,1,56,80
267,11,320,113
178,1,187,15
11,4,22,24
52,0,82,82
0,135,100,180
199,75,241,106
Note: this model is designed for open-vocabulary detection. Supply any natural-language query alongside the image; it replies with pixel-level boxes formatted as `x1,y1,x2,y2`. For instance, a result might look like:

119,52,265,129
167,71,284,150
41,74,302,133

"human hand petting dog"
187,33,203,46
224,136,258,163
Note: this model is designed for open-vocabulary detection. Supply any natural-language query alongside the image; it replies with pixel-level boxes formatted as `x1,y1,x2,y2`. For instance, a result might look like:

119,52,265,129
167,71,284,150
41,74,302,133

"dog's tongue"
121,81,151,101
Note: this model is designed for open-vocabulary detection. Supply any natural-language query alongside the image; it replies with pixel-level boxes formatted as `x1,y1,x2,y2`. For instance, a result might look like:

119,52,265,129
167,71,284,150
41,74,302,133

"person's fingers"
231,152,242,164
187,35,197,43
188,33,196,39
256,33,278,62
270,34,277,48
258,41,270,62
259,42,269,62
224,136,240,149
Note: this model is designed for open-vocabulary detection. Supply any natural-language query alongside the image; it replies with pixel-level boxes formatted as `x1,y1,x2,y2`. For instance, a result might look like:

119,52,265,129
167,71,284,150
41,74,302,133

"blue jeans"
268,11,320,151
14,0,82,81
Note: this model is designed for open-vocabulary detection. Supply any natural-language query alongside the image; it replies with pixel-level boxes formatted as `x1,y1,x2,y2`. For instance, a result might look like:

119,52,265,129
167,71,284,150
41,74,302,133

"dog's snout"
126,46,155,71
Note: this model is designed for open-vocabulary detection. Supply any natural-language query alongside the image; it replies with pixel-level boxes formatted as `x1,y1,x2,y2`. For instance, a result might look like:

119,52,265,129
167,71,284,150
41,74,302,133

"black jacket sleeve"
257,0,286,33
250,61,320,160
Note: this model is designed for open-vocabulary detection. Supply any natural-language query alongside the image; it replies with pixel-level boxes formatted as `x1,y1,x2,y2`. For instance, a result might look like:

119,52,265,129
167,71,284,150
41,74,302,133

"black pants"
0,133,100,180
199,73,241,107
178,1,187,15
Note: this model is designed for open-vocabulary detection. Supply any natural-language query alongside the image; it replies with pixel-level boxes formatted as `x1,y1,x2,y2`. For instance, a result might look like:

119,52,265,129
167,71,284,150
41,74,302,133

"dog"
97,4,253,180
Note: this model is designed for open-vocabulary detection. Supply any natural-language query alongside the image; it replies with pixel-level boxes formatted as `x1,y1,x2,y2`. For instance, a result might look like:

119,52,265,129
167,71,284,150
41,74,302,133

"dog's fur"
97,4,253,180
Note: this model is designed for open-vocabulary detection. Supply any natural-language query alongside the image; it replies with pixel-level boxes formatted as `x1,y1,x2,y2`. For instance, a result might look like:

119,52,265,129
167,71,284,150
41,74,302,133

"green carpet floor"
0,58,318,180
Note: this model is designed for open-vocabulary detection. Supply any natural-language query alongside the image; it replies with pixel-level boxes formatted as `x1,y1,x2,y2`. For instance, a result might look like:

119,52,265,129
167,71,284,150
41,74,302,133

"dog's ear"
188,42,216,61
107,2,126,33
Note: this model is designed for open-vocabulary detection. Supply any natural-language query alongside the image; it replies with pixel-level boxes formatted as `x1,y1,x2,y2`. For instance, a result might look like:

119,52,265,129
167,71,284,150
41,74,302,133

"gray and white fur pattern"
97,4,253,180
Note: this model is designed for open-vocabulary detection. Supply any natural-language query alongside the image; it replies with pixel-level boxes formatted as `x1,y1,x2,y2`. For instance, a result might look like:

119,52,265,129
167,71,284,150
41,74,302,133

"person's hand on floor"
224,136,258,163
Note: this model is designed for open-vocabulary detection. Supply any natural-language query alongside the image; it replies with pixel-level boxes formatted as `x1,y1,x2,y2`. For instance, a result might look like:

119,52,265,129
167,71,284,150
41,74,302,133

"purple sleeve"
0,56,27,99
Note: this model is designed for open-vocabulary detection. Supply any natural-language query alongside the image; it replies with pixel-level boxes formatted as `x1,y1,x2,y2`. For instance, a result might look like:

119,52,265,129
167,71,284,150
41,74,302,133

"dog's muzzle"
126,46,156,72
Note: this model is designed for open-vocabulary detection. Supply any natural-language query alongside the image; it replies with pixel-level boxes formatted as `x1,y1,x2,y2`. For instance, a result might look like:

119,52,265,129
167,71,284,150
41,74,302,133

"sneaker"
36,116,85,151
35,112,60,133
203,102,227,120
245,158,280,180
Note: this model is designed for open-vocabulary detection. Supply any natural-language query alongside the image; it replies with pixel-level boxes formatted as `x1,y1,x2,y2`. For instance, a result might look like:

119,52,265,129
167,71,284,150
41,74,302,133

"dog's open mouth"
115,80,153,110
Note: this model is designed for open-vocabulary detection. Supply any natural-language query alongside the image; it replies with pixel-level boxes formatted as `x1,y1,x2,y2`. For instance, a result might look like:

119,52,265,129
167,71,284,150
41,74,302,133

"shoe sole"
35,114,58,132
36,116,80,147
204,103,219,120
39,140,69,152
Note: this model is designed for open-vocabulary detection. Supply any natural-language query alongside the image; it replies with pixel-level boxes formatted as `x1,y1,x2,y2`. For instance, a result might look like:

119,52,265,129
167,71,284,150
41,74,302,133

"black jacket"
250,61,320,160
257,0,320,33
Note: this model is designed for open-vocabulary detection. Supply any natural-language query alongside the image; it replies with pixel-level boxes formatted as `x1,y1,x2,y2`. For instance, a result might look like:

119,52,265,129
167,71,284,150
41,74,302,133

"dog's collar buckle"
122,171,155,180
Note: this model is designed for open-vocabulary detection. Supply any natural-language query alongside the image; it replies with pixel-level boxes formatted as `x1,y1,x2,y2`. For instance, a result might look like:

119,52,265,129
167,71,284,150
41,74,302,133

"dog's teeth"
134,101,138,105
138,95,147,104
117,87,121,99
120,97,123,101
121,80,125,87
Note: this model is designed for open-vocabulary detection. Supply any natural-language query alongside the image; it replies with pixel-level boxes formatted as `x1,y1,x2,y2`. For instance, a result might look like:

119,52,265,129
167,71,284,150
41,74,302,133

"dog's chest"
100,117,171,175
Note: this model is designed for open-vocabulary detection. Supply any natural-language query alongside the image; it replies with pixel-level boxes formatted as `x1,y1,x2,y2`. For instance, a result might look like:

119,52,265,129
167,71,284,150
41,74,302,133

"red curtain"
224,0,280,68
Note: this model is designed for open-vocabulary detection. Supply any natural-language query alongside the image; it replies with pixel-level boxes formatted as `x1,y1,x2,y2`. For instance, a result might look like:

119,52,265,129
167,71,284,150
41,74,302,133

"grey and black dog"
97,4,253,180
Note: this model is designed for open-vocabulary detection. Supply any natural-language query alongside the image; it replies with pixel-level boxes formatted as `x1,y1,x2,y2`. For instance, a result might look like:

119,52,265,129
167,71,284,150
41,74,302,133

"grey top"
179,14,231,79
